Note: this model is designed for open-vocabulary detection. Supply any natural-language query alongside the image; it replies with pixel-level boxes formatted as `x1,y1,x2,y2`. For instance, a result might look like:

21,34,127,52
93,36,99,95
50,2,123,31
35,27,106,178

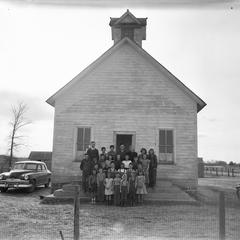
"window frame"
73,126,93,162
158,128,175,165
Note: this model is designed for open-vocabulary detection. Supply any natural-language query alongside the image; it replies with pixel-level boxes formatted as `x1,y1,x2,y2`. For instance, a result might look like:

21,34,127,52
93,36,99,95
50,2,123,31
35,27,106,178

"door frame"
113,131,136,150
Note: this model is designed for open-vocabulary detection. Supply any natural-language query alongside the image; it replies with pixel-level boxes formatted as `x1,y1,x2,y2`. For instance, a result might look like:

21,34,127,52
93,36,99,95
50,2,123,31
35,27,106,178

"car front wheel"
27,180,36,193
0,187,8,193
45,179,51,188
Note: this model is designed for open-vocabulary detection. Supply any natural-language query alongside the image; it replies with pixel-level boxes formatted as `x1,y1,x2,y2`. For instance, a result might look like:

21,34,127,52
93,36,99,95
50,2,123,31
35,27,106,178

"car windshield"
13,163,25,170
13,163,37,170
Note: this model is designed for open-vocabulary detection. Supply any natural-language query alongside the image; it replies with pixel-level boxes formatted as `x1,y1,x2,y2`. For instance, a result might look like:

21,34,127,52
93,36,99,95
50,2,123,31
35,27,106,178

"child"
122,154,132,169
132,156,138,171
109,162,116,178
115,154,121,170
97,168,105,202
108,145,116,161
118,162,126,176
120,172,128,207
138,148,147,161
88,169,98,204
104,171,114,205
141,154,150,186
127,162,136,180
105,155,112,169
128,172,136,206
135,171,147,204
113,173,121,206
100,147,108,161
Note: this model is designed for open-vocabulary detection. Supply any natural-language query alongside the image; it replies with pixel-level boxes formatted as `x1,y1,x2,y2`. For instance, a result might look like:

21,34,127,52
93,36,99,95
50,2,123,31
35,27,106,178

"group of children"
80,142,158,206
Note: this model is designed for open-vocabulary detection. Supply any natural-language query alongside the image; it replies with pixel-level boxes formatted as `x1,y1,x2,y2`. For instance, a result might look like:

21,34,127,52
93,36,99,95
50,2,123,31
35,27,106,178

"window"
159,129,174,164
77,127,91,152
25,163,38,170
37,164,42,171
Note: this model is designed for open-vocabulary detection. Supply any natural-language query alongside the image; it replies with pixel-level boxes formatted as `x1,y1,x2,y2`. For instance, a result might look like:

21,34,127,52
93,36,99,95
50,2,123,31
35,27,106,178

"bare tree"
8,102,31,167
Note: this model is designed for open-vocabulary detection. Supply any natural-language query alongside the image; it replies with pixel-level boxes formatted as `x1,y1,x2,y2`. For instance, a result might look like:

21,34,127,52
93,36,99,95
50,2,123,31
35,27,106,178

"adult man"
86,141,99,161
117,144,127,161
80,154,92,193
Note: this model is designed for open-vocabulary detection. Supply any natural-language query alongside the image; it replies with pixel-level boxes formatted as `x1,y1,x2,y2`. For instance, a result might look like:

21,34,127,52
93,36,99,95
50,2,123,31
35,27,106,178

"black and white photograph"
0,0,240,239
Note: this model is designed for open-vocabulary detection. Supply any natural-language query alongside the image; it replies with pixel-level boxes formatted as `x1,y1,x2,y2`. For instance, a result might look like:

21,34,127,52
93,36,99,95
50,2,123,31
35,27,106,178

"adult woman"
148,148,158,188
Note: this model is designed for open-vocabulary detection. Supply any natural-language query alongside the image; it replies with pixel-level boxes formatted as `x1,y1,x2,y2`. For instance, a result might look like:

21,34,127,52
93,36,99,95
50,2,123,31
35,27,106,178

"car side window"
41,164,47,172
37,164,42,172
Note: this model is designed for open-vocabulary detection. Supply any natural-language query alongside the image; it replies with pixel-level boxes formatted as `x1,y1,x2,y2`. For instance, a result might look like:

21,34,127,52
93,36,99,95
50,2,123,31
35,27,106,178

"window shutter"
77,128,84,151
84,128,91,151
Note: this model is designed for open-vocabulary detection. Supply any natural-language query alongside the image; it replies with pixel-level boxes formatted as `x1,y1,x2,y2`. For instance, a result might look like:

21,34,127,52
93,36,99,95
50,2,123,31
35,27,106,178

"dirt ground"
0,178,240,240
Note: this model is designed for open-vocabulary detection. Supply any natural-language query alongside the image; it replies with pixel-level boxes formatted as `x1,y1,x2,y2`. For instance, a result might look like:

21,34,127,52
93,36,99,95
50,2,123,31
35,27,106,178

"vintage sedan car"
0,160,51,193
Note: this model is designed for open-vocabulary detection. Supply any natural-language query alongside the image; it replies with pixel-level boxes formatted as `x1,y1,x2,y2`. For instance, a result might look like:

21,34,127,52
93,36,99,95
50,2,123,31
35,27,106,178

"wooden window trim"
158,129,175,165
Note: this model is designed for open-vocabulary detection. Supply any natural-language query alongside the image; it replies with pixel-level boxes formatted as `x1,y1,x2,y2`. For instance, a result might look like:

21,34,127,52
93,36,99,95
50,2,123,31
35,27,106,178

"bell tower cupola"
109,10,147,47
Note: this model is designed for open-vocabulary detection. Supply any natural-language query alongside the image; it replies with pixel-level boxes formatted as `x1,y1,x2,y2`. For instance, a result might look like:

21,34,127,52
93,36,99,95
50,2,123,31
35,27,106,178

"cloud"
0,90,53,123
3,0,239,8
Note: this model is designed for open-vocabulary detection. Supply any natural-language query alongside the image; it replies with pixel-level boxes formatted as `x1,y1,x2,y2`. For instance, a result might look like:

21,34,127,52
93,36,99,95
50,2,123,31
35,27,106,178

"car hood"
2,170,33,178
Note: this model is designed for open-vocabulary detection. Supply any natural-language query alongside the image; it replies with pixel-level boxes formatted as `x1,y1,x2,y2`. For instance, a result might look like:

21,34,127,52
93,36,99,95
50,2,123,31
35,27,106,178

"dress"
97,172,105,202
135,175,147,195
122,160,132,169
149,154,158,187
104,178,113,195
128,178,136,203
113,177,121,205
88,174,97,195
120,175,128,202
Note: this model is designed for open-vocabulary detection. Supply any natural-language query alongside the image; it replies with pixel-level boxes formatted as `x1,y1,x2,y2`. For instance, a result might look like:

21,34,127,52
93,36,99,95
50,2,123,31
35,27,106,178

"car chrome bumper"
0,180,32,188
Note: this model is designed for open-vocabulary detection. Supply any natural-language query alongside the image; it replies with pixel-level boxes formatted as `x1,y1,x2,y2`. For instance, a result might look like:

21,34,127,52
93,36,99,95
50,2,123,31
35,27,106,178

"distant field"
199,176,240,190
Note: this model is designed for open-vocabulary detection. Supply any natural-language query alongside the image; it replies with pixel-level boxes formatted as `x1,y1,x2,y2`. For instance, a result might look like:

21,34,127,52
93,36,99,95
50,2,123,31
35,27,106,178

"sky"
0,0,239,163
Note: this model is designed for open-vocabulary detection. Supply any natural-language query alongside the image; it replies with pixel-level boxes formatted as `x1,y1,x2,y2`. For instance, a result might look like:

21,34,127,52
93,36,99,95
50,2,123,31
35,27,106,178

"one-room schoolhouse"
47,10,206,191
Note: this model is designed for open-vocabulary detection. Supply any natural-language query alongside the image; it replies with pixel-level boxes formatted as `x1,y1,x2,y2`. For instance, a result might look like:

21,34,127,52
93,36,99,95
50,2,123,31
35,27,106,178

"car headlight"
23,175,29,180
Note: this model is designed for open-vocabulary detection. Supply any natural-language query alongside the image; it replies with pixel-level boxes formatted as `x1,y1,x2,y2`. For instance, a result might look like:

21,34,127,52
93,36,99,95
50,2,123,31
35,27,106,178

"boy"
108,145,116,161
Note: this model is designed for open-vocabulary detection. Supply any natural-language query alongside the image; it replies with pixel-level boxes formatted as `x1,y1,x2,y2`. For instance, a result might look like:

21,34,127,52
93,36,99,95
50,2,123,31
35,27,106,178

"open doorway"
114,131,136,152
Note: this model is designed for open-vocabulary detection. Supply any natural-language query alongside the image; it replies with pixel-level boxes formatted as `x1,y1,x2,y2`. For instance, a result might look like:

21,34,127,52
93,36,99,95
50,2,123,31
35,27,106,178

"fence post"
74,185,80,240
219,192,225,240
227,168,230,177
231,169,234,177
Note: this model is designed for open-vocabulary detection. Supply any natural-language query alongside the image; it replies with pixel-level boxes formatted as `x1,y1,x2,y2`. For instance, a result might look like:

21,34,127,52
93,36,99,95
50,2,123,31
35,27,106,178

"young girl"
97,168,105,202
118,162,126,176
105,155,112,169
104,171,114,205
120,172,128,207
135,171,147,204
122,154,132,169
127,162,136,180
113,173,121,206
88,169,98,204
141,154,150,186
128,172,136,206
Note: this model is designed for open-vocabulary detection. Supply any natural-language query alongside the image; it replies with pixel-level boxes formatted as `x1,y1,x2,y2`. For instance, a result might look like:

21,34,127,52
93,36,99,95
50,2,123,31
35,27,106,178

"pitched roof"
109,9,147,26
28,151,52,161
46,37,206,112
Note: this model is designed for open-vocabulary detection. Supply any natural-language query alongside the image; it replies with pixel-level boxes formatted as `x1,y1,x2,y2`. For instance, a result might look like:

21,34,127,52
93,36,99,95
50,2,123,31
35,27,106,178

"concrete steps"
41,180,197,205
145,180,196,204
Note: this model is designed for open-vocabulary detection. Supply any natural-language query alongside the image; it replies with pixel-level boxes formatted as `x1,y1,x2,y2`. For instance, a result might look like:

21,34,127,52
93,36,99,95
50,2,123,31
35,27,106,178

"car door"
41,164,49,185
36,164,44,185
